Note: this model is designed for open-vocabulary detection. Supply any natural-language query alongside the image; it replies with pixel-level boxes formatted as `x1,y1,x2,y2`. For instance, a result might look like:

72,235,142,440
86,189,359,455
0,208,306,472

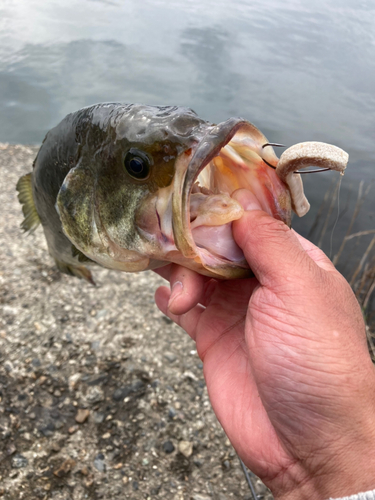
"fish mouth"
172,118,292,279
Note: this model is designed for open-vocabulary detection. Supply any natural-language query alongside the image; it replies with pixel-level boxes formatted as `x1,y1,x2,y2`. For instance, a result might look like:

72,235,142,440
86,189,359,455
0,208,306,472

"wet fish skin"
18,103,235,281
18,103,345,282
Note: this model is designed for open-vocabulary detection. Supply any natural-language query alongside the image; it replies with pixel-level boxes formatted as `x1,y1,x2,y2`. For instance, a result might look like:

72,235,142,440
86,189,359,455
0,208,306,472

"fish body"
16,103,348,282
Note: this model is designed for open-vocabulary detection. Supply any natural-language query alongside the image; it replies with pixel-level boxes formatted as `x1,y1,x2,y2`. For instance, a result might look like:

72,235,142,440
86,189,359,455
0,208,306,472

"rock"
168,407,177,419
92,412,105,424
112,387,131,401
4,361,13,373
112,380,145,401
162,441,175,454
217,494,229,500
163,352,177,363
50,442,61,452
93,453,106,472
75,409,90,423
6,443,16,455
69,373,82,390
53,458,76,478
11,454,28,468
85,386,104,403
84,373,108,386
39,422,55,437
192,495,211,500
178,440,193,458
222,459,231,470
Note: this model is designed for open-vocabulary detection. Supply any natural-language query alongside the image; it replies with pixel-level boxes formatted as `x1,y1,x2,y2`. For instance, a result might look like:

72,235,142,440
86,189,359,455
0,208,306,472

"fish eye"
124,149,151,180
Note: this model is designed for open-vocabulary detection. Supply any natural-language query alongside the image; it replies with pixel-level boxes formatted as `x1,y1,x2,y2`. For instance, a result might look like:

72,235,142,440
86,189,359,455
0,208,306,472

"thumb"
231,189,322,286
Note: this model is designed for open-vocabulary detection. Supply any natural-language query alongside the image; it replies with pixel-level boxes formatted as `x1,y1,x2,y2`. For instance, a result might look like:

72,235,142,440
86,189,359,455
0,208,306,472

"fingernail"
168,281,183,307
232,188,262,211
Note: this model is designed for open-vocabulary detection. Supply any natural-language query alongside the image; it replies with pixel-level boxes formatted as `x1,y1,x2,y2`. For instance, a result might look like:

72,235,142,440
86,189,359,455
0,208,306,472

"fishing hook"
262,143,332,174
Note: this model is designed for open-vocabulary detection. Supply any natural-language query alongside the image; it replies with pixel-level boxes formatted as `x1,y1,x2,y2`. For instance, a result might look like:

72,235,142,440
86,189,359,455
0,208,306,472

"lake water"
1,0,374,278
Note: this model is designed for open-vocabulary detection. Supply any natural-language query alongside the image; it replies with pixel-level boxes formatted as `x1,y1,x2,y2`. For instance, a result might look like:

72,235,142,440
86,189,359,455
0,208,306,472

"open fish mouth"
169,118,348,279
169,118,288,278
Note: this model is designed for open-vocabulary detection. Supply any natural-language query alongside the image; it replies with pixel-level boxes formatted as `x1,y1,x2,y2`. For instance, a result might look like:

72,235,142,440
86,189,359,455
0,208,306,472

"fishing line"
329,175,343,260
238,456,258,500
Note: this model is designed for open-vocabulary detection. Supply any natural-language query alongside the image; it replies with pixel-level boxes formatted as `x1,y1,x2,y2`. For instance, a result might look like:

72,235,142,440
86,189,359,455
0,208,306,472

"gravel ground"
0,144,272,500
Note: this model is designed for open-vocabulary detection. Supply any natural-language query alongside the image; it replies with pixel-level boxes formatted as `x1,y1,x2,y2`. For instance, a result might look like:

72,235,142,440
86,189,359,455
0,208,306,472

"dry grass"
307,179,375,359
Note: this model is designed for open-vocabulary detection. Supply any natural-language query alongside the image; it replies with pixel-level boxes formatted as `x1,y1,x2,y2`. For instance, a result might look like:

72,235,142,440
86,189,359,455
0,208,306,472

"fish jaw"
171,118,292,278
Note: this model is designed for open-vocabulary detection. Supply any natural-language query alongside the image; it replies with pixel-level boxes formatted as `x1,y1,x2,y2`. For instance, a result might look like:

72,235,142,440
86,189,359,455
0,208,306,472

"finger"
167,264,212,316
153,264,173,281
154,285,205,341
293,231,336,272
231,189,322,286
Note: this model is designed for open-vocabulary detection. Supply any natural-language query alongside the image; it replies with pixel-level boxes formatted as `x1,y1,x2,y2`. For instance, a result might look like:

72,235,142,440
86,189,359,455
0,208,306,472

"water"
1,0,374,277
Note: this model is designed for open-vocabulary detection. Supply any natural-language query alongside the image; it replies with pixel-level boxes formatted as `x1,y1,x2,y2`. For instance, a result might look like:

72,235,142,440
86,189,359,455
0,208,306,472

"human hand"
154,189,375,499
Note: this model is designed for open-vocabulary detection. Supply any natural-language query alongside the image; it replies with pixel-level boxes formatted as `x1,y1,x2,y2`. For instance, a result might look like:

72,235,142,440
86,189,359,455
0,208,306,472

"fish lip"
172,117,257,262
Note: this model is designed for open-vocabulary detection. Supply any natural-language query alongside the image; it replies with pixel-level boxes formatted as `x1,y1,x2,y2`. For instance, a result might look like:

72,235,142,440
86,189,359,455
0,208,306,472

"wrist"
270,394,375,500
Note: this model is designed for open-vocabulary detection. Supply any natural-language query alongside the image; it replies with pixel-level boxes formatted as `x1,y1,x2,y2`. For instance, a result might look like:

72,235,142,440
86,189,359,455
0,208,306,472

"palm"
190,278,293,481
155,209,374,497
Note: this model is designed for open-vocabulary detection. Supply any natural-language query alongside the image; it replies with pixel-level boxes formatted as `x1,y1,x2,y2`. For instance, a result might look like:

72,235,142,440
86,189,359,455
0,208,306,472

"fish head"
56,104,292,278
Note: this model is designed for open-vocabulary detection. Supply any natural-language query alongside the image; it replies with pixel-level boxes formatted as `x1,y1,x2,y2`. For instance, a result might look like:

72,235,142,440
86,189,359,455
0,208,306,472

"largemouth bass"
16,103,348,283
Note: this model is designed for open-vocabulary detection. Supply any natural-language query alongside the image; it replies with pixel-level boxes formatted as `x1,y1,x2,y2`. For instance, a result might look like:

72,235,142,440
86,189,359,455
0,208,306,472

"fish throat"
171,122,291,279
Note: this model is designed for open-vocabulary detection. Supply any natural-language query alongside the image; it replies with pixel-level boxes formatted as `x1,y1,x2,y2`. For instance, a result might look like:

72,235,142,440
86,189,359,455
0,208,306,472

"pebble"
4,361,13,373
92,412,105,424
132,481,139,491
75,409,90,423
222,459,231,470
162,441,175,454
168,407,177,419
6,443,16,456
163,352,177,363
94,453,106,472
85,386,104,403
37,375,47,385
11,454,28,469
51,442,61,452
178,440,193,458
39,422,55,437
69,373,81,390
53,458,76,478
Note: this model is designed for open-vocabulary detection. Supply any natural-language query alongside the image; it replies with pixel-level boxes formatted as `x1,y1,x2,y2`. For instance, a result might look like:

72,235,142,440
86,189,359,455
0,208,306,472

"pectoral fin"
16,173,41,232
55,258,95,285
